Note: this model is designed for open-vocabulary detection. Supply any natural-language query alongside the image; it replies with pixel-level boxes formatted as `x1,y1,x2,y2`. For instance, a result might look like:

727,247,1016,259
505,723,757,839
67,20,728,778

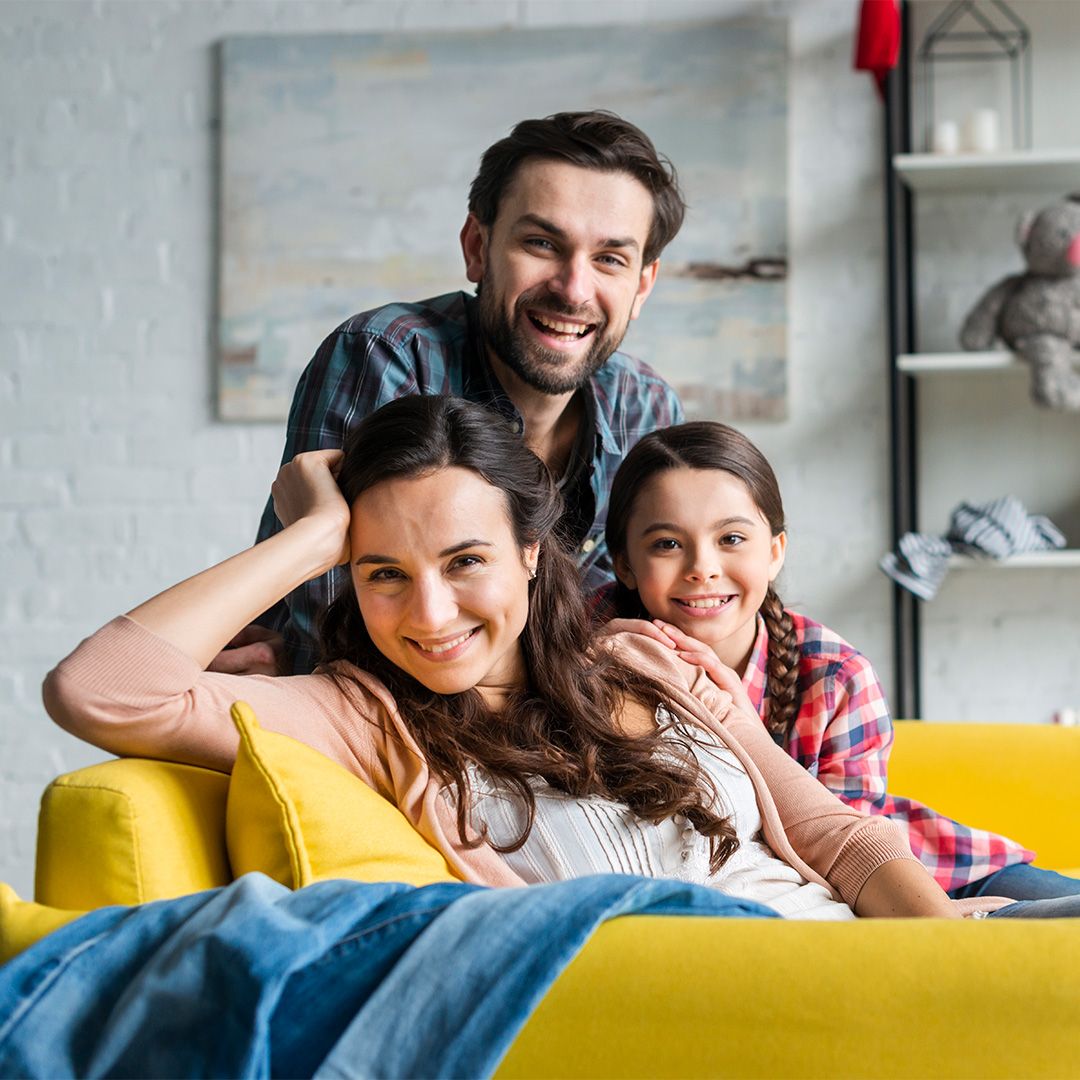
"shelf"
893,148,1080,193
949,550,1080,570
897,351,1022,374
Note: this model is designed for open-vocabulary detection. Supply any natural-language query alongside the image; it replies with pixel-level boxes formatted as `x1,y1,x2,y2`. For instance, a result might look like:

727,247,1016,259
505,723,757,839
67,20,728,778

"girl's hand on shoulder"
596,617,678,649
652,621,759,717
271,449,352,569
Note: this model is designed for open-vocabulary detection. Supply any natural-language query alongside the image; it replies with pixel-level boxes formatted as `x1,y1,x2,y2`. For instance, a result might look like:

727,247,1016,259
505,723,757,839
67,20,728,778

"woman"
44,396,976,920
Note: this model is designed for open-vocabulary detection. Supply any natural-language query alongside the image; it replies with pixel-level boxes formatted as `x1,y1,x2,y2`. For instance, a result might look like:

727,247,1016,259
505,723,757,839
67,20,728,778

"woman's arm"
854,858,961,918
127,450,350,667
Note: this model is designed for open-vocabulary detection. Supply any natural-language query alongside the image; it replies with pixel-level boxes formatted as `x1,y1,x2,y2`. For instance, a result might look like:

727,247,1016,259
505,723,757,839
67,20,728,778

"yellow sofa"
16,721,1080,1079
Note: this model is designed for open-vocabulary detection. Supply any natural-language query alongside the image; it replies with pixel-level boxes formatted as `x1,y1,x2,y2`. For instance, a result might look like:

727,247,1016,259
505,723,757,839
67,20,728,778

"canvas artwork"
217,21,788,422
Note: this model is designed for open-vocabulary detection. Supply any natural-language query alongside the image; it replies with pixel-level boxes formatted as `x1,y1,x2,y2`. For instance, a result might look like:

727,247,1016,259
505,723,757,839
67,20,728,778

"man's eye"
526,238,555,252
597,254,626,268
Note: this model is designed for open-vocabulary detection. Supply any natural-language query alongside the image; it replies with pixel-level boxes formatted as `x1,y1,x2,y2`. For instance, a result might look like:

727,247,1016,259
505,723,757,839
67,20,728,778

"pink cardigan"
44,616,919,907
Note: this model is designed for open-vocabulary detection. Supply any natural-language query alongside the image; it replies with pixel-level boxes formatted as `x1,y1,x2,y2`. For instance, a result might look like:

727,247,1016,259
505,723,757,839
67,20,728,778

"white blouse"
452,718,855,922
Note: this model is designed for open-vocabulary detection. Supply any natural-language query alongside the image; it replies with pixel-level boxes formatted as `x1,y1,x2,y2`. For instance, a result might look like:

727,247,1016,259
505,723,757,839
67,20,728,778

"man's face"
461,159,659,396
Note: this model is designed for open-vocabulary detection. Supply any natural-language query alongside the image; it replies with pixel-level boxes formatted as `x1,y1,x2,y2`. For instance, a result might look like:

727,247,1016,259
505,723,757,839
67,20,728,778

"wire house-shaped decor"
917,0,1031,153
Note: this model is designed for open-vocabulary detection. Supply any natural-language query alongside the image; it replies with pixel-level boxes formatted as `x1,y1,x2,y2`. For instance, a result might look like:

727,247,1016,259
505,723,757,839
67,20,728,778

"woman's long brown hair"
318,396,738,871
605,422,802,740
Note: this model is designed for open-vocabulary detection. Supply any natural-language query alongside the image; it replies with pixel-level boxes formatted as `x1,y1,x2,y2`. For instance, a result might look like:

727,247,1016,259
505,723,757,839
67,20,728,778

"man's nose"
548,254,593,308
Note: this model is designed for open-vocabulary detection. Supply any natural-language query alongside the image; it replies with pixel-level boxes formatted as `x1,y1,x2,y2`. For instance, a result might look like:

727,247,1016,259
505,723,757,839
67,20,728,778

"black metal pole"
884,0,922,719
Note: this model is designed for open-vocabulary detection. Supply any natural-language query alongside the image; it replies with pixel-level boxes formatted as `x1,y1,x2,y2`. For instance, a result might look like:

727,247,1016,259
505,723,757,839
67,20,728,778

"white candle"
932,119,960,154
965,108,1000,154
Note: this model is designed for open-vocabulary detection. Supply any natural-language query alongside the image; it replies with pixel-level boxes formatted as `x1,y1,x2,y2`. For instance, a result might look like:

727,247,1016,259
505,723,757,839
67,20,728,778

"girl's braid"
759,585,800,738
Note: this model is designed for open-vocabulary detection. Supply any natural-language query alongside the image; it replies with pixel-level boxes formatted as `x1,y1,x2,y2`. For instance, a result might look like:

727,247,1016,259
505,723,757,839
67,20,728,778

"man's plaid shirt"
742,611,1033,892
256,291,683,673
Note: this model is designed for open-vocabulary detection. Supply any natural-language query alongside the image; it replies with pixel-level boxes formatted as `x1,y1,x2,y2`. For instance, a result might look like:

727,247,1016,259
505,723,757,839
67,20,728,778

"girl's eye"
650,538,680,552
718,533,745,547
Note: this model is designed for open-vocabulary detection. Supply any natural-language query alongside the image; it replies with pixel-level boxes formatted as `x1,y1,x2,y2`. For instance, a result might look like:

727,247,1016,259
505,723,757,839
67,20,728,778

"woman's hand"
271,449,352,572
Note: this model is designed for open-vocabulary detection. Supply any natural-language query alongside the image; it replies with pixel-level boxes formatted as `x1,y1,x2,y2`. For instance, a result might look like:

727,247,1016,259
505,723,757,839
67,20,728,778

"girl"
46,396,1031,920
601,421,1080,904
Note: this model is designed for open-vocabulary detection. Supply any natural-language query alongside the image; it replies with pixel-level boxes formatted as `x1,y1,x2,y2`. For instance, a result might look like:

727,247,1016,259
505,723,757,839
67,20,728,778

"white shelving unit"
887,145,1080,713
894,149,1080,193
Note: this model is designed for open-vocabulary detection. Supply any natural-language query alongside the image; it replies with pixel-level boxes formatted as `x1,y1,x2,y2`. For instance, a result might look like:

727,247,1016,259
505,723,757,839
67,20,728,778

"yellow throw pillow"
0,883,86,965
225,701,458,889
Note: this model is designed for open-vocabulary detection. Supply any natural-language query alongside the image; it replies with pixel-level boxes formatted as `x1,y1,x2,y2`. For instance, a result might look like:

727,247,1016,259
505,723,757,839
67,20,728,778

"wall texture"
6,0,1060,899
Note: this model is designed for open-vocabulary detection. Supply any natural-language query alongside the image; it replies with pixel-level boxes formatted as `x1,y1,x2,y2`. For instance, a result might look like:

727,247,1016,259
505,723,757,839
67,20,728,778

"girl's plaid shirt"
742,611,1032,892
587,584,1032,893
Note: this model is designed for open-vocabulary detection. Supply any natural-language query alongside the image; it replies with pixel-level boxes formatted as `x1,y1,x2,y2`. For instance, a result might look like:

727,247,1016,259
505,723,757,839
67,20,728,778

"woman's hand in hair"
271,449,352,571
650,621,759,719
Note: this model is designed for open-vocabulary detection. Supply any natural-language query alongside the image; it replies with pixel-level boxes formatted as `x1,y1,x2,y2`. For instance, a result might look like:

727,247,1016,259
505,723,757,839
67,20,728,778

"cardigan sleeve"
42,615,382,778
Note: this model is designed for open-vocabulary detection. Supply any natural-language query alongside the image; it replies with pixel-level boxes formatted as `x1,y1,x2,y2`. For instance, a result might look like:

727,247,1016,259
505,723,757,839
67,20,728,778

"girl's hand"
271,449,352,570
596,617,677,649
651,620,759,718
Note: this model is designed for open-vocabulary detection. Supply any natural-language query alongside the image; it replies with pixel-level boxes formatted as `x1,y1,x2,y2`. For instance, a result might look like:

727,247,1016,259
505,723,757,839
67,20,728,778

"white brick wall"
11,0,1070,901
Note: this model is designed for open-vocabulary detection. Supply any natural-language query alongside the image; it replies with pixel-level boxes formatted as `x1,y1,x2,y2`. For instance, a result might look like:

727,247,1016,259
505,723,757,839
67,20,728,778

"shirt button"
509,420,522,434
581,538,596,554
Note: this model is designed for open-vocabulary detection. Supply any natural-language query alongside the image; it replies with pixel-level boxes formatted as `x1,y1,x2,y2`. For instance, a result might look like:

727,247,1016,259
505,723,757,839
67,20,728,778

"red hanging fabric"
854,0,901,98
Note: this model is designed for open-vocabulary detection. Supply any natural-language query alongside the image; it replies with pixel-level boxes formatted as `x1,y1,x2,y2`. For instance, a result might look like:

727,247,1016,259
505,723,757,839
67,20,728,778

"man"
218,110,686,675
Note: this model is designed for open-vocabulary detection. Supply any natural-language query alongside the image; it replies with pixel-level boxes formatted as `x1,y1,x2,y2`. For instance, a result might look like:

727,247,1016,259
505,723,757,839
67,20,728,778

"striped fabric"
460,719,854,920
254,291,683,673
742,612,1033,892
881,495,1065,600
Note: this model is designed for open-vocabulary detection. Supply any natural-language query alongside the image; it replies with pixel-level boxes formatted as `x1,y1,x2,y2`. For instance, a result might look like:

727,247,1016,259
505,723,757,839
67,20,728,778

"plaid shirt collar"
742,615,770,712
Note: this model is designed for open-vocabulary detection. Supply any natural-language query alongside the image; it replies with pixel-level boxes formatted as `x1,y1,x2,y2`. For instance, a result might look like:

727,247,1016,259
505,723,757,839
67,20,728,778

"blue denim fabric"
0,873,775,1079
985,894,1080,918
948,861,1080,901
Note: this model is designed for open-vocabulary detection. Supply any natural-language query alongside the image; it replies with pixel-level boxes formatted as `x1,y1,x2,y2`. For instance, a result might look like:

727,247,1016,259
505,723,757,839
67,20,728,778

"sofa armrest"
889,722,1080,872
35,758,231,909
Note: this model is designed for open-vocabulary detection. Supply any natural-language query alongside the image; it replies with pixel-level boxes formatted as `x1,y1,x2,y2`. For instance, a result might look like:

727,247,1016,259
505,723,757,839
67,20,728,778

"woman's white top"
454,717,855,921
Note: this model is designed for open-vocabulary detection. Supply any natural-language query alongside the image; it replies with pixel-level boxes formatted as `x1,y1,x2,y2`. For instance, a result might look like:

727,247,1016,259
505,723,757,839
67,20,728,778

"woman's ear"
612,552,637,591
768,531,787,582
524,542,540,578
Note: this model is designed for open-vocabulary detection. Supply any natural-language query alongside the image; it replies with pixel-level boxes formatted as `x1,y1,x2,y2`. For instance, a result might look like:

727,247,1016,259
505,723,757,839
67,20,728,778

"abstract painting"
217,20,788,421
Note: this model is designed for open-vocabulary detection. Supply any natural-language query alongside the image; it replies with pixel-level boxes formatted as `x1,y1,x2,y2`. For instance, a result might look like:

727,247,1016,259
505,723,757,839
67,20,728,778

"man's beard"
477,286,630,395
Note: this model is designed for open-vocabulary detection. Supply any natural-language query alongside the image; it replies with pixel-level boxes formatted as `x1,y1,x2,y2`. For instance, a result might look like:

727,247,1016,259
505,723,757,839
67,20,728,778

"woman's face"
348,466,538,707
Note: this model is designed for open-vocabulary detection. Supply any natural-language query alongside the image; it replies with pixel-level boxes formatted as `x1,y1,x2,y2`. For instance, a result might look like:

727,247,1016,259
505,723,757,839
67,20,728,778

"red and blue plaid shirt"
589,585,1032,891
742,611,1033,891
256,292,682,673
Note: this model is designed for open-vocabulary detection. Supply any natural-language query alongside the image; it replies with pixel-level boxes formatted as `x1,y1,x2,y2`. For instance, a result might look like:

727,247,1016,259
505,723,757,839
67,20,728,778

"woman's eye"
368,567,404,583
719,534,745,547
450,554,483,571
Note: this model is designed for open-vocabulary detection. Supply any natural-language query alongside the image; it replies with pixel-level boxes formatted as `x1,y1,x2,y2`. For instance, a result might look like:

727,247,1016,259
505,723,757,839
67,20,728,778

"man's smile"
527,310,597,343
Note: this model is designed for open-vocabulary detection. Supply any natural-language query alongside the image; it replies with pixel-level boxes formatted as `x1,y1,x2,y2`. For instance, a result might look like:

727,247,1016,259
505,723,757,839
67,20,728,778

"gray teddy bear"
959,195,1080,411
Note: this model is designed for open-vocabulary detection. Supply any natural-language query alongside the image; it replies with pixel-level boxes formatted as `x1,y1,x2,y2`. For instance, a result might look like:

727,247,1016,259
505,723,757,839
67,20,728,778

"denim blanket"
0,872,775,1079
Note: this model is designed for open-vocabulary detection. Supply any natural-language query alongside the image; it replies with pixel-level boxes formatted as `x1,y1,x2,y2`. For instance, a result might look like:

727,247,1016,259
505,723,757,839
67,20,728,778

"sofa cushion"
225,701,458,888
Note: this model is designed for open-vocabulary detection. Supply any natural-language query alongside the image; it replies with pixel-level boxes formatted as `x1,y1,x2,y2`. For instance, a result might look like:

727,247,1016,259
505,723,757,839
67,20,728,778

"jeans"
948,862,1080,901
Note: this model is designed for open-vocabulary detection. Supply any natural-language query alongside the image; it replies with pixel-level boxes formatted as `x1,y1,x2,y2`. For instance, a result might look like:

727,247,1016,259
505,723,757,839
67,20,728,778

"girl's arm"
126,450,350,667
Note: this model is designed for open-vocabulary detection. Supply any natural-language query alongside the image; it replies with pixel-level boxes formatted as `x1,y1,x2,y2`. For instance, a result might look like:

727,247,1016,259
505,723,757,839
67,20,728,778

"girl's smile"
614,467,786,674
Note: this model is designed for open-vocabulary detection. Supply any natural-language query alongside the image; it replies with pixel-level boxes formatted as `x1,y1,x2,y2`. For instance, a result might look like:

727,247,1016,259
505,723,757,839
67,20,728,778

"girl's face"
348,466,538,708
613,467,786,673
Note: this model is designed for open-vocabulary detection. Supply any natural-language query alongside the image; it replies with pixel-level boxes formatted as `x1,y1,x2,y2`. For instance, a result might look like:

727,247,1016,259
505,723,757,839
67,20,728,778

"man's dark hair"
468,110,687,266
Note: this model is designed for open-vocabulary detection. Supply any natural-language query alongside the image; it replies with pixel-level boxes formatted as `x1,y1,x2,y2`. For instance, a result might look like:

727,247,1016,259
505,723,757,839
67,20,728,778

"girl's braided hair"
604,422,802,738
